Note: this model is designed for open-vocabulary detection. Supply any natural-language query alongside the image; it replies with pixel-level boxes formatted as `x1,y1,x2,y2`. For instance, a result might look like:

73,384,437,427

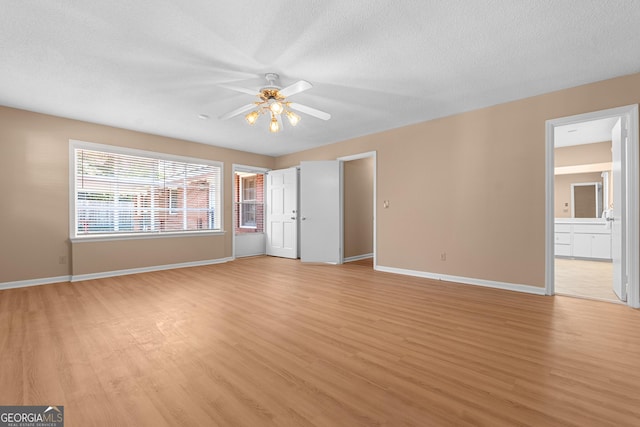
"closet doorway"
339,151,377,268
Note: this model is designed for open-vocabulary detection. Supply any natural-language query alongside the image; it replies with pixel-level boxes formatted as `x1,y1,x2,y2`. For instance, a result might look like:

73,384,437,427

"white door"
300,161,342,263
611,118,626,301
266,167,298,259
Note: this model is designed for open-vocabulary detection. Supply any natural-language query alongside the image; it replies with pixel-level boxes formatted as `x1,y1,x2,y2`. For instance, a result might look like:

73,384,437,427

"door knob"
290,217,296,220
302,217,307,221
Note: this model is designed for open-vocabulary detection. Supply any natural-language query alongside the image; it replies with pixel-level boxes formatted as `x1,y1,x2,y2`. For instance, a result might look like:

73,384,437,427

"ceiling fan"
219,73,331,133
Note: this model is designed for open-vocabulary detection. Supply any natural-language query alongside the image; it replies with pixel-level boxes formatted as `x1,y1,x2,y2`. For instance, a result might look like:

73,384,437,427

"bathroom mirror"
571,182,602,218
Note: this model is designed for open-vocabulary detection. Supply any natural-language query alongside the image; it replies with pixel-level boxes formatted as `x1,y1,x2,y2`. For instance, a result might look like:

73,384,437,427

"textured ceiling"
1,1,640,156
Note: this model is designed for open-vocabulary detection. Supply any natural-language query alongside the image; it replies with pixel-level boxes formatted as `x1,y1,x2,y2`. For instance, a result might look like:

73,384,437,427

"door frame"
231,164,269,260
545,105,639,308
337,151,377,268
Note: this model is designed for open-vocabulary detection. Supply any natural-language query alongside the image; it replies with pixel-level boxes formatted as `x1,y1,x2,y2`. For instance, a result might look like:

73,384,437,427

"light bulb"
285,110,301,126
269,100,284,115
244,110,260,125
269,116,280,133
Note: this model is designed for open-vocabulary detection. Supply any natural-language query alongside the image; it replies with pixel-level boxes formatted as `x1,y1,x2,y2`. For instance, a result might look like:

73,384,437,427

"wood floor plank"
1,256,640,426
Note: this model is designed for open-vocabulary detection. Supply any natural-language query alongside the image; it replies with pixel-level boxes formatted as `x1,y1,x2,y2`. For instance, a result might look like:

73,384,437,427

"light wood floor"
555,258,618,301
1,257,640,426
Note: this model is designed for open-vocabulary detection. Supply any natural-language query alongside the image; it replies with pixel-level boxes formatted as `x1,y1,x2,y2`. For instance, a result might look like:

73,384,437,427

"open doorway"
546,105,639,308
339,152,376,268
553,118,616,301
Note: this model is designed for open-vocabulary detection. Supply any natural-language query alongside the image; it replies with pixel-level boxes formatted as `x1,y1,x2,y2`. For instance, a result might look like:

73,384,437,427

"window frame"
239,175,257,229
69,140,224,242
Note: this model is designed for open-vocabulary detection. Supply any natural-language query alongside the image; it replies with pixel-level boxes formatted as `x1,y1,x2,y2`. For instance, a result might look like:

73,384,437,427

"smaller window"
242,176,256,201
240,175,257,228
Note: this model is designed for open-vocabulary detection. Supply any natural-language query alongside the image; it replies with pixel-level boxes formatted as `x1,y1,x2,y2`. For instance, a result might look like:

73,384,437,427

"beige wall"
276,72,640,288
71,235,228,276
555,141,611,167
3,72,640,288
0,106,274,282
343,157,374,259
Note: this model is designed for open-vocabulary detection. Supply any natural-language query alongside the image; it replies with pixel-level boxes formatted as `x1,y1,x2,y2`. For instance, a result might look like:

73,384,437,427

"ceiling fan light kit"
220,73,331,133
285,110,301,126
244,110,260,125
269,116,280,133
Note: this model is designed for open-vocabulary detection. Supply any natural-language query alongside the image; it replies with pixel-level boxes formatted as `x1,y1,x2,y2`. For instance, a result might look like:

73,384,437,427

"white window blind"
73,144,222,237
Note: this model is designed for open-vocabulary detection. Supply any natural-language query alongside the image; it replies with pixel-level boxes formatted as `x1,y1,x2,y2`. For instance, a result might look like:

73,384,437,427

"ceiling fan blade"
279,80,312,98
219,103,256,120
219,84,260,96
288,102,331,120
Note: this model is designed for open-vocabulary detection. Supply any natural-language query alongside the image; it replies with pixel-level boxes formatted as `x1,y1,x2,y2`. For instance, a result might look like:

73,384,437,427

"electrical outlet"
440,252,446,261
59,256,67,265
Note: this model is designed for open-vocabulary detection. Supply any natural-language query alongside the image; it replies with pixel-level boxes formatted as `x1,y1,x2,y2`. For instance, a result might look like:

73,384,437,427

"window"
234,171,264,233
240,175,257,228
72,141,222,237
242,176,256,202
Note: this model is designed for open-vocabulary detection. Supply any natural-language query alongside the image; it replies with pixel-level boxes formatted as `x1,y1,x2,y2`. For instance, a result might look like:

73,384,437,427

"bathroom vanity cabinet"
554,219,611,260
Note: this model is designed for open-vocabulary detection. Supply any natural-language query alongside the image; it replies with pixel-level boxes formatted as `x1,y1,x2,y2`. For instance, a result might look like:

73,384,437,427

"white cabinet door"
591,234,611,259
572,234,592,258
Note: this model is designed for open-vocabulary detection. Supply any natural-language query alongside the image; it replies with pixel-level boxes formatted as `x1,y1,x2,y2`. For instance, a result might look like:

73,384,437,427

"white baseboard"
235,252,266,258
0,275,71,291
0,258,235,290
344,253,374,263
375,265,546,296
70,257,233,282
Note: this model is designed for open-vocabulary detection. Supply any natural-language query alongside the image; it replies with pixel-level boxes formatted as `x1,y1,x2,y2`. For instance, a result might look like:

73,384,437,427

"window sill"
70,230,225,243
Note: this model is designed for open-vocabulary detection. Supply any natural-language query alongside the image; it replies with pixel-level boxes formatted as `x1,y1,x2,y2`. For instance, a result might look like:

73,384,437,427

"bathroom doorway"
545,105,639,307
554,118,616,301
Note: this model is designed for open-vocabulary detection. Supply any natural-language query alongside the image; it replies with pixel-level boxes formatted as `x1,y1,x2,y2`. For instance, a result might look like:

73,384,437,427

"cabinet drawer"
573,224,610,234
554,233,571,244
555,244,571,256
555,224,571,233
